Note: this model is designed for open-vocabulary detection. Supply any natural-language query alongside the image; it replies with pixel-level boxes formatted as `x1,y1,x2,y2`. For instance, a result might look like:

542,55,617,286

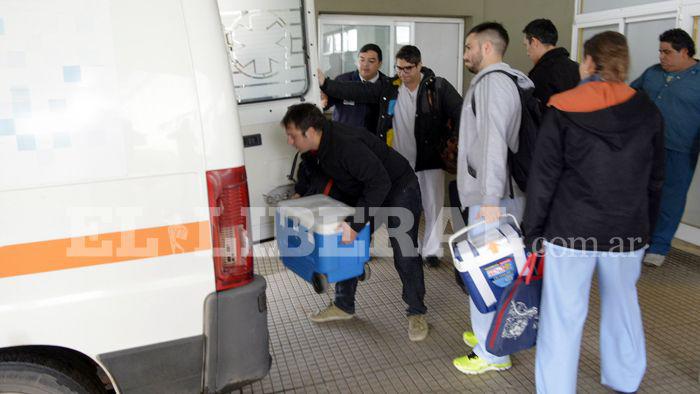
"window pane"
626,18,676,81
577,24,618,61
581,0,659,14
396,25,410,44
219,0,309,103
347,29,358,52
414,22,461,89
334,32,342,52
324,35,333,55
320,24,390,79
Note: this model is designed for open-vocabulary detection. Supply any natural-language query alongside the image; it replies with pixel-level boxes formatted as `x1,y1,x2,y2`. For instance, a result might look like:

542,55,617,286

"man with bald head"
453,21,534,375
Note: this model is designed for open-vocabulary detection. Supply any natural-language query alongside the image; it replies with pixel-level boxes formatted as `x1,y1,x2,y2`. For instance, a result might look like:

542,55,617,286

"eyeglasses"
395,64,416,73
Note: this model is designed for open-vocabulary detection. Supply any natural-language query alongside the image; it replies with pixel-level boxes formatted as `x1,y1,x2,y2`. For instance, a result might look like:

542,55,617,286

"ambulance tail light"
206,166,254,291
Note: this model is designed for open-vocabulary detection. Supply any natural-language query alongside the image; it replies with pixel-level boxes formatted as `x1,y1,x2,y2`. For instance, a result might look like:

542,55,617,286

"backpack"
425,77,458,174
471,70,542,194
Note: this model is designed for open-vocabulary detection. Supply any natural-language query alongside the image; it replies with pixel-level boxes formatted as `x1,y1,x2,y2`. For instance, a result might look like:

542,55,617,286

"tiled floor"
245,228,700,393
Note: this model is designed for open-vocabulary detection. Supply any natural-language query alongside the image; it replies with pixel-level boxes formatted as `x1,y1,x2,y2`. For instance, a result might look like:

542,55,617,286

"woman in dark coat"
523,31,665,394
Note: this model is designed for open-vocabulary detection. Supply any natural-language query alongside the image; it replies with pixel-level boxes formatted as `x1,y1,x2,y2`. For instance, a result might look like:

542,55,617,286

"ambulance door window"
218,0,310,103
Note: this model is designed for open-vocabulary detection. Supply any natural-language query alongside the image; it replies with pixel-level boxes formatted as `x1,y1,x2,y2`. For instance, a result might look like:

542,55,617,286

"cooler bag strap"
525,253,544,285
323,179,334,196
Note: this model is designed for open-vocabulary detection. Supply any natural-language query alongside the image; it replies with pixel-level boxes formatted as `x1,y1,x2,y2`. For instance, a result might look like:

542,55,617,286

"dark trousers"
334,179,427,316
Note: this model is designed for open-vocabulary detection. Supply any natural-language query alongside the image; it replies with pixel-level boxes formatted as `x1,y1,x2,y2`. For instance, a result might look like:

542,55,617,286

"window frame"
570,0,697,62
220,0,312,105
317,14,464,89
680,3,700,53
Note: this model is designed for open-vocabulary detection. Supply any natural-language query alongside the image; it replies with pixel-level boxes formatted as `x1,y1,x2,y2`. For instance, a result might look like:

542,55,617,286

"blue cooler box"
448,215,527,313
276,194,371,293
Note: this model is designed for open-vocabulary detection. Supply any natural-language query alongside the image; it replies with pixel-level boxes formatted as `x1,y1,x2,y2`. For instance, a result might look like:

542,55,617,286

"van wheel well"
0,345,113,393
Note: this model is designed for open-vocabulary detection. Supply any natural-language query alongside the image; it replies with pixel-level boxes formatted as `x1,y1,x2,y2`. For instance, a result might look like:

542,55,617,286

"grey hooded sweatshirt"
457,62,535,209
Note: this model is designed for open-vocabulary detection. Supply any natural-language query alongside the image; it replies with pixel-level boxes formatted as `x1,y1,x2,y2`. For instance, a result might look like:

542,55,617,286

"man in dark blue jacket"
322,43,388,133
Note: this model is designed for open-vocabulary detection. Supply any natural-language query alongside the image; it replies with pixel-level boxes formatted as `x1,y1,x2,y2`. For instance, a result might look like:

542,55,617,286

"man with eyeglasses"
318,45,463,272
321,43,388,134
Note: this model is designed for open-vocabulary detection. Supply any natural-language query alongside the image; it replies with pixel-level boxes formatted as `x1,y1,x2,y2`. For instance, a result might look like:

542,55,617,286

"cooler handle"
448,214,520,261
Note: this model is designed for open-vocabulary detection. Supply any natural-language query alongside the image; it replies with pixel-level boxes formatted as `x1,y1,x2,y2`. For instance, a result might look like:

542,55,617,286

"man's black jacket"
321,67,463,172
314,120,417,233
327,70,389,133
523,91,665,252
528,47,580,104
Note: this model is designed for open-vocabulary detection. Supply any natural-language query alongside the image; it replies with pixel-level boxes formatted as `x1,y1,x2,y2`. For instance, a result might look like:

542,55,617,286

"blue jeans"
648,149,699,255
335,179,427,315
536,242,646,394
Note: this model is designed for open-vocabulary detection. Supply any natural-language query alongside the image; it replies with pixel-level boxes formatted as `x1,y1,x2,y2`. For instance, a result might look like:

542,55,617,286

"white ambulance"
0,0,318,392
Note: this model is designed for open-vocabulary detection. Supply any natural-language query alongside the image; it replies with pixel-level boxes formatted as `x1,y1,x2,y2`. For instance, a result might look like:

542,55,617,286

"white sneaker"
643,253,666,267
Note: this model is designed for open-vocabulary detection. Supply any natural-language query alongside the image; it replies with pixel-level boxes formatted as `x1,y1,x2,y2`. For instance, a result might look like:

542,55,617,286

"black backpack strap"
288,151,300,182
425,76,439,115
470,70,520,116
508,158,514,199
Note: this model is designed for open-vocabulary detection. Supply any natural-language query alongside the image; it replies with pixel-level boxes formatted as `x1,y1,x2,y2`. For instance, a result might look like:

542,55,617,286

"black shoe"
425,255,441,267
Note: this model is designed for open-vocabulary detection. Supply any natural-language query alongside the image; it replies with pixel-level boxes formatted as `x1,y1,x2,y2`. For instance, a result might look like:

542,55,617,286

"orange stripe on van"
0,221,212,278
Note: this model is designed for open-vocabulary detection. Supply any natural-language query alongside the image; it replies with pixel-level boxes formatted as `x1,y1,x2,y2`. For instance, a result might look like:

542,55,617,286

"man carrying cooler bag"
454,21,535,375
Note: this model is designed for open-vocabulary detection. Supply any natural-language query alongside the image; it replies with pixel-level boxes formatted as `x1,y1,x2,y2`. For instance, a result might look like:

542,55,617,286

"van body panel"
0,0,274,390
0,173,210,246
0,251,213,355
0,0,209,192
99,336,204,394
181,0,246,171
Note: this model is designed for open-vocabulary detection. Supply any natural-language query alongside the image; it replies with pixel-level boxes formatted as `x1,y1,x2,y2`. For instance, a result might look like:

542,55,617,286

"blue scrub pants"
648,149,699,255
536,242,646,393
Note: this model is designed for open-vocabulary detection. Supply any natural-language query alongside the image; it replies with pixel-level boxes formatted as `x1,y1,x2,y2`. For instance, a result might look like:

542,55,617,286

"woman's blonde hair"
583,31,629,82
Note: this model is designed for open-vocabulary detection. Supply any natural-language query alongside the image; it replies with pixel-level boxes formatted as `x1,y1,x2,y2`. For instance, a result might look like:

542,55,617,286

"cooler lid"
277,194,355,234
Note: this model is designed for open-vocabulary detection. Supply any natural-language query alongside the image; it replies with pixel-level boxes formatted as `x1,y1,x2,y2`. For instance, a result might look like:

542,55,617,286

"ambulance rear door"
217,0,321,241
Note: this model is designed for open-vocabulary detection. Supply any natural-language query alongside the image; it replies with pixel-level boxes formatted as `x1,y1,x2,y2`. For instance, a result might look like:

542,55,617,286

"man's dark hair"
281,103,325,135
659,28,696,57
468,22,509,55
359,43,383,62
523,19,558,46
395,45,421,65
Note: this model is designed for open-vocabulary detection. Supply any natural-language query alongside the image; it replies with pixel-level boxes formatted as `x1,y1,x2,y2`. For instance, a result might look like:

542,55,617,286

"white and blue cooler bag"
448,215,527,313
